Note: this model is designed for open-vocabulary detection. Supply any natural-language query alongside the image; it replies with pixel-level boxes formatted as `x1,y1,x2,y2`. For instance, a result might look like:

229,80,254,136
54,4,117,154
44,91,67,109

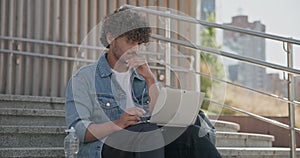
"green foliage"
200,11,225,110
220,100,239,115
200,11,224,96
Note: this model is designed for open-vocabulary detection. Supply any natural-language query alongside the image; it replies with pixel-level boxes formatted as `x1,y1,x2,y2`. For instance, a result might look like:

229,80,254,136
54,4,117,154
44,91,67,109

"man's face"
110,36,140,65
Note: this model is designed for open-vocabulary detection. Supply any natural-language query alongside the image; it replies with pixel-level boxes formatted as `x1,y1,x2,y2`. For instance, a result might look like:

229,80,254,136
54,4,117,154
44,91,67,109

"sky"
214,0,300,75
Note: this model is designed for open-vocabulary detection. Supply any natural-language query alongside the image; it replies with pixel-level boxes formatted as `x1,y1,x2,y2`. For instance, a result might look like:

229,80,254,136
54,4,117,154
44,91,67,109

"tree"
200,11,225,109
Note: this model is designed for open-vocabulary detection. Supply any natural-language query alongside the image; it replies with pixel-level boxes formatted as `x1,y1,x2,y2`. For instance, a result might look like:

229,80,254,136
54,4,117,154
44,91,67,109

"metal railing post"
287,42,296,158
165,11,171,87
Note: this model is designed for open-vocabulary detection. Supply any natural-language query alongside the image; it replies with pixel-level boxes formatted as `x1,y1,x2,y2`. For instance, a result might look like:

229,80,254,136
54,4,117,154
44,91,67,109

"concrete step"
0,94,65,110
216,132,274,147
0,108,66,126
1,125,274,148
1,147,299,158
212,120,240,132
218,147,300,158
0,126,66,148
0,108,240,131
1,94,286,157
0,147,64,158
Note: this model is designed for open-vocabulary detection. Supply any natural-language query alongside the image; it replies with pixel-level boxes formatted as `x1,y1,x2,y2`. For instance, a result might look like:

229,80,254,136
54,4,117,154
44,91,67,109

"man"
65,6,221,158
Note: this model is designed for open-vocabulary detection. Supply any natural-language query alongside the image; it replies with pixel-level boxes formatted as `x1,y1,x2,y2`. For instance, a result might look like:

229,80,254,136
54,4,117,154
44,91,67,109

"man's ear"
106,33,114,45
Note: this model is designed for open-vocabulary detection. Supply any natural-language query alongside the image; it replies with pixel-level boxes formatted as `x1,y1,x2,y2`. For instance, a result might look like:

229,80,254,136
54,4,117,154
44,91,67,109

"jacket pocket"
96,93,121,121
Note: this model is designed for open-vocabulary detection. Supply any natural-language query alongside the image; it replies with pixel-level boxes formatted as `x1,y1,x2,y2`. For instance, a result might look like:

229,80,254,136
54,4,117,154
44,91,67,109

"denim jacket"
65,53,149,158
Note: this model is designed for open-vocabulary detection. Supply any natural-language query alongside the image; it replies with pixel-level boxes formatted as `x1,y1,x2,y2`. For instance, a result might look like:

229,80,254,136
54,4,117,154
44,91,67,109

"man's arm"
144,76,159,113
84,121,121,142
66,73,146,143
126,56,159,113
85,107,145,142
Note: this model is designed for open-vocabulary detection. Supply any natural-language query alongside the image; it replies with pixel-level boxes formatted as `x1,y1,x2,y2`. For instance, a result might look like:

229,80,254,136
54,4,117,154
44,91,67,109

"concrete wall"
0,0,201,97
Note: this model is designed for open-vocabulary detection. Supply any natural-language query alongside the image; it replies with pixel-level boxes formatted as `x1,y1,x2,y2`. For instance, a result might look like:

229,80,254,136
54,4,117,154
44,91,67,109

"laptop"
148,87,205,127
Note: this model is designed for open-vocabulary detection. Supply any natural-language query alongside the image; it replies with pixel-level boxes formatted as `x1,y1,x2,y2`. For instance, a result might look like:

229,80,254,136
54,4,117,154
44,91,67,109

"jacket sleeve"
65,75,93,143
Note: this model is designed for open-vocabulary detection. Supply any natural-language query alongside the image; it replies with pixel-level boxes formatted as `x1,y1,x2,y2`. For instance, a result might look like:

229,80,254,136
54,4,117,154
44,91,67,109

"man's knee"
126,123,160,132
184,125,200,137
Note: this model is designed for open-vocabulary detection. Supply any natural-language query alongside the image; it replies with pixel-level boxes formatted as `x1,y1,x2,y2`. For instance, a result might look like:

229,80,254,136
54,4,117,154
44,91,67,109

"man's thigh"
102,123,165,158
164,125,221,158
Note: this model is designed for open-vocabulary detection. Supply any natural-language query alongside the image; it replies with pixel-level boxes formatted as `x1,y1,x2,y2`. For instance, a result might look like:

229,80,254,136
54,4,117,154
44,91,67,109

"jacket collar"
97,53,113,78
131,69,144,81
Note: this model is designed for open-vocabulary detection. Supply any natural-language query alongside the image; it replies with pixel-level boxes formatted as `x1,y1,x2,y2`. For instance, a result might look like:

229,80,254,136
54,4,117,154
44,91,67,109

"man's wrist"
111,120,124,131
145,75,156,85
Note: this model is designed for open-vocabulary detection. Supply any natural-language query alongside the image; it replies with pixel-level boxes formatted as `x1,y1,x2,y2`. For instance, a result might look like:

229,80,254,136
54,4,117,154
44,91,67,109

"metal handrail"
2,35,299,75
148,59,300,133
3,45,299,108
149,58,300,107
2,36,299,108
196,71,300,107
152,34,300,75
0,35,105,51
3,45,299,134
122,5,299,157
0,49,95,63
123,4,300,45
206,98,300,133
0,35,195,63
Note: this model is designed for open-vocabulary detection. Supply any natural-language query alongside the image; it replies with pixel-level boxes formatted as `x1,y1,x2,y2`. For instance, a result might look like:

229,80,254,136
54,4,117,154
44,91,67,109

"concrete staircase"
213,117,300,157
0,94,299,158
0,95,65,158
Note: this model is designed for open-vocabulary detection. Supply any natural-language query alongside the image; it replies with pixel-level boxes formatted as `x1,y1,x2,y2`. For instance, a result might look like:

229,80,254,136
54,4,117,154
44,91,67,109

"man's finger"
125,107,146,117
126,115,140,122
126,110,144,117
126,57,147,67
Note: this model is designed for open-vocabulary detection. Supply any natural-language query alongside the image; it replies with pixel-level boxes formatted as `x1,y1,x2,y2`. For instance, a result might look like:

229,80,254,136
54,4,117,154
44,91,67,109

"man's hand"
126,56,155,81
113,107,146,129
126,56,158,113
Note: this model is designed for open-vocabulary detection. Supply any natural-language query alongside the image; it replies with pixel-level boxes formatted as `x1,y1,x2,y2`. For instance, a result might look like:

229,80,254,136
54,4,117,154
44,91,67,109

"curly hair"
100,7,152,48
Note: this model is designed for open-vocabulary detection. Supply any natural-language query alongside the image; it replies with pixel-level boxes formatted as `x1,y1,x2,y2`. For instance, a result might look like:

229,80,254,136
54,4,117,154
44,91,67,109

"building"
265,73,287,96
223,15,267,90
295,76,300,101
228,64,239,82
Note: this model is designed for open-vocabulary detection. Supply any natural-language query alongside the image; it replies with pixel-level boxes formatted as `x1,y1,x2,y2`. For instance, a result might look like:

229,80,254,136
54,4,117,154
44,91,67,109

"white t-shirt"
112,69,135,109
